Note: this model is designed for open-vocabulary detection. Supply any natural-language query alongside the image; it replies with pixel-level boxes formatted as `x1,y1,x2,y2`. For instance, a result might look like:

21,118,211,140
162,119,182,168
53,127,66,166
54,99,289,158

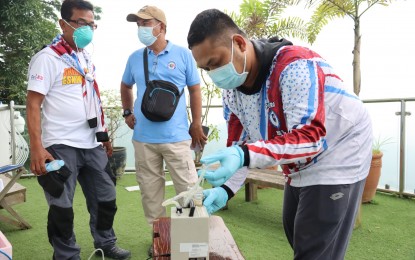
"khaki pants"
133,140,198,225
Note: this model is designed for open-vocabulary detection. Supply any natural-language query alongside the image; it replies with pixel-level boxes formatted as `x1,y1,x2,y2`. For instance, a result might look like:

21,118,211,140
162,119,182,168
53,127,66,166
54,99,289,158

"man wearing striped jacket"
187,9,372,260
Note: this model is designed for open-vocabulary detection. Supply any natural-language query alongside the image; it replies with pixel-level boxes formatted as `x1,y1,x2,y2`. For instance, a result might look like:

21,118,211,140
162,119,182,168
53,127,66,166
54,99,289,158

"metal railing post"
364,97,414,197
9,101,16,165
395,100,411,196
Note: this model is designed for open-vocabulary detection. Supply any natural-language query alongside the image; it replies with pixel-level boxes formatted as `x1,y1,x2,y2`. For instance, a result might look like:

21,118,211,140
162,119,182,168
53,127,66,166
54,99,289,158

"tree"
296,0,393,96
0,0,60,104
228,0,309,40
187,70,222,143
0,0,102,105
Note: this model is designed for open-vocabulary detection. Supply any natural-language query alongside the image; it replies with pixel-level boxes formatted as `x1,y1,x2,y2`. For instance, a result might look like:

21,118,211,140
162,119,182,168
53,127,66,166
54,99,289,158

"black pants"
42,144,117,260
283,179,365,260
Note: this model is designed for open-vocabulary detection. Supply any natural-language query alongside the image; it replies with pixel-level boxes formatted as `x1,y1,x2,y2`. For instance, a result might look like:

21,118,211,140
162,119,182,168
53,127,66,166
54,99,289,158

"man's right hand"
124,114,136,130
202,187,229,215
30,146,55,175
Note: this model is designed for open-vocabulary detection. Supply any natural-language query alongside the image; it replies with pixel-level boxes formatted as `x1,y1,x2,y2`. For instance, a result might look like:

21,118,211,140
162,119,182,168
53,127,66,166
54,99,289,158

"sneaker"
148,244,153,257
95,245,131,260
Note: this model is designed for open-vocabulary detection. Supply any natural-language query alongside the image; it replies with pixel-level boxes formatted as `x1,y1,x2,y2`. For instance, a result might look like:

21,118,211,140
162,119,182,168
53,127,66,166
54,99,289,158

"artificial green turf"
1,174,414,259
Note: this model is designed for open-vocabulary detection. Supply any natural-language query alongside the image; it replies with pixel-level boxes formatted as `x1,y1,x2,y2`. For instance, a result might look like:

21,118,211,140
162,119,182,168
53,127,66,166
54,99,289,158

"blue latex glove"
203,187,228,215
199,146,244,187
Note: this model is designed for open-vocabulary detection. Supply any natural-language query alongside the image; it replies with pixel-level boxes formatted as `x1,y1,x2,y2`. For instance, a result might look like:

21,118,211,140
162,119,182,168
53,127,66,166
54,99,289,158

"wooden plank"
153,218,170,260
209,216,245,260
244,169,285,202
245,170,285,190
0,175,26,208
244,182,258,202
0,171,31,229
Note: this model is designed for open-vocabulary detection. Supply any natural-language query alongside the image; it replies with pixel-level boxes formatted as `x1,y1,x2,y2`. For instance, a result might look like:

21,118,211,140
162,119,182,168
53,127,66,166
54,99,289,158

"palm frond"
269,17,308,41
306,2,347,43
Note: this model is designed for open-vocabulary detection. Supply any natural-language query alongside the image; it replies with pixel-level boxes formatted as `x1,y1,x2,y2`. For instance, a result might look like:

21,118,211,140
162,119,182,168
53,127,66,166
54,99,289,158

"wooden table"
153,216,245,259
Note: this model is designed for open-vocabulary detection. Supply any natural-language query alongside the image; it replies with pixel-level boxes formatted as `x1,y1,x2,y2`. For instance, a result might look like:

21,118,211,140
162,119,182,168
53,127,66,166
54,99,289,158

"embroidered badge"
167,61,176,70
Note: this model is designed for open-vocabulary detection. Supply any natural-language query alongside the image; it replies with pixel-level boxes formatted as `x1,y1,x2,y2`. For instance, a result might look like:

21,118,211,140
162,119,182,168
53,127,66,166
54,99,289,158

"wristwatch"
122,109,132,118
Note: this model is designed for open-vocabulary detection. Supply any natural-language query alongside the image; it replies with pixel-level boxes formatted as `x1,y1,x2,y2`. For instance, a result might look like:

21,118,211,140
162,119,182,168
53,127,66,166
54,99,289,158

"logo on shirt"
167,61,176,70
269,110,280,129
30,74,44,81
62,68,82,85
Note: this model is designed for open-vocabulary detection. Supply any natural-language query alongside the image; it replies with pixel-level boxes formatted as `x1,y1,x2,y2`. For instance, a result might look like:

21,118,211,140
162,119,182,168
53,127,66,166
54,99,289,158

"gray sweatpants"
283,179,365,260
43,144,117,260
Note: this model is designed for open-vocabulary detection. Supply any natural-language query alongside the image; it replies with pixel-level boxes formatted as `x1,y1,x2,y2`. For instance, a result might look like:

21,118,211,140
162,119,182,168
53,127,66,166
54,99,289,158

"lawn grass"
1,174,415,260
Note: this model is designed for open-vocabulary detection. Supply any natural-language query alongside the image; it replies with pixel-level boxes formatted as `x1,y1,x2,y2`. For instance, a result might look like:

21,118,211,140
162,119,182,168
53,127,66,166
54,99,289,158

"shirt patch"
62,67,82,85
30,74,44,81
269,110,280,129
167,61,176,70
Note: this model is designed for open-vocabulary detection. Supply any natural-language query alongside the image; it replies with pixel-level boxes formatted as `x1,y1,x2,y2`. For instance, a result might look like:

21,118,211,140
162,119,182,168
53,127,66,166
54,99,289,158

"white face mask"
137,23,160,46
207,40,248,90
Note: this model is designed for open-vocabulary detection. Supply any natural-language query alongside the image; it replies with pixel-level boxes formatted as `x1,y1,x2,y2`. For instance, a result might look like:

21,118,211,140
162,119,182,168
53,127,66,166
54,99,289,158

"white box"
170,207,209,260
0,231,12,260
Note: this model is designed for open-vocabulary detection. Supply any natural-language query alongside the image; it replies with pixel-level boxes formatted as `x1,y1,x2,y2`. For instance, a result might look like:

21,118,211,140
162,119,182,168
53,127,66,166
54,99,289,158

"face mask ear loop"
63,20,80,52
242,50,247,73
154,23,161,38
230,39,235,64
231,38,246,74
74,36,80,52
89,41,95,56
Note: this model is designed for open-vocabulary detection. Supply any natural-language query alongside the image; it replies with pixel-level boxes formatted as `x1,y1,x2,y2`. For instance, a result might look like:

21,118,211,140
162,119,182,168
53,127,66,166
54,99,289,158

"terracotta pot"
362,152,383,203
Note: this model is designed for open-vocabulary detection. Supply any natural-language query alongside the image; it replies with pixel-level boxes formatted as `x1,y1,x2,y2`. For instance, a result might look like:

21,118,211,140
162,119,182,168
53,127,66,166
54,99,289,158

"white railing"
4,98,415,198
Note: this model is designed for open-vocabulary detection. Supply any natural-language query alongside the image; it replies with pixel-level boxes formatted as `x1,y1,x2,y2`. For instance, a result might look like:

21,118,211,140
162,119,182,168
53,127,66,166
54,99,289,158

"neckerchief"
49,34,107,139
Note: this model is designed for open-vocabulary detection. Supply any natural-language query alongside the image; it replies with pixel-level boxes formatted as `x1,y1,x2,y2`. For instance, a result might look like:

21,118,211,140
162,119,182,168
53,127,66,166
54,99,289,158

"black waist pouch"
141,47,183,122
141,80,184,122
37,164,71,198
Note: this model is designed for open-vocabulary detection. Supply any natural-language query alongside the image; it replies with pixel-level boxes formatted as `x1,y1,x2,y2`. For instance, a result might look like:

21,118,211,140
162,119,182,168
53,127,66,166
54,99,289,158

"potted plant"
100,89,129,179
187,70,221,167
362,136,393,203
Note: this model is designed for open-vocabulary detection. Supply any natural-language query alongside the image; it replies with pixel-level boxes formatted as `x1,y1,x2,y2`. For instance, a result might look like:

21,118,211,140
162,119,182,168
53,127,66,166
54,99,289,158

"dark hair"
187,9,246,49
61,0,94,20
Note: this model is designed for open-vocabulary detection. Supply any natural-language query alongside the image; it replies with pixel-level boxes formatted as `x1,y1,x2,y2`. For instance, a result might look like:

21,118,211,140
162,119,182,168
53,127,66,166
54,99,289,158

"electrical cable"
87,248,104,260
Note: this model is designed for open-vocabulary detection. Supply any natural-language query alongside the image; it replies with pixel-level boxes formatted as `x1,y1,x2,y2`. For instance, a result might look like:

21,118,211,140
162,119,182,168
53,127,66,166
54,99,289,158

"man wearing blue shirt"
120,5,206,256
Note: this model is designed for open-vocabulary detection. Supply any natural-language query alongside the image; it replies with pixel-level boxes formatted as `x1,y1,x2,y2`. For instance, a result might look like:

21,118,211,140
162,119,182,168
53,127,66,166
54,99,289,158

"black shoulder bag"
141,48,184,122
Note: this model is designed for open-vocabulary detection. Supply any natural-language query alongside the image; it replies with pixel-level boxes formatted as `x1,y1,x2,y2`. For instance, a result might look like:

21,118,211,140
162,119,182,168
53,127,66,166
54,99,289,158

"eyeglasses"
66,19,98,30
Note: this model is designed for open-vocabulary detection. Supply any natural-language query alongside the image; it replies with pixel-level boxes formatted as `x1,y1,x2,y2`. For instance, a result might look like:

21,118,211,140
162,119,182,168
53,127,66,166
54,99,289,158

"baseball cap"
126,5,167,26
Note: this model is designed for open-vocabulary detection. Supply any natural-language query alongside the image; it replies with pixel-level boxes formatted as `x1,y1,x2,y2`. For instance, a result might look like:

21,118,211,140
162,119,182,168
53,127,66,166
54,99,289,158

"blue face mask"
207,40,248,90
64,20,94,49
137,23,160,46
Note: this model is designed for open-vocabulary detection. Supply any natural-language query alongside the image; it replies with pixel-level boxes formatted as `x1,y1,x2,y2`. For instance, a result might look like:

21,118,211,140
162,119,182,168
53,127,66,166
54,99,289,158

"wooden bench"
153,216,245,259
0,165,31,229
244,168,285,202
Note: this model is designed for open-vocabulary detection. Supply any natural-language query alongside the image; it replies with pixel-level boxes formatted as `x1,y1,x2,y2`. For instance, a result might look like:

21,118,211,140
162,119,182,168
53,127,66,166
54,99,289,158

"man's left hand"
199,146,244,187
189,123,207,151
